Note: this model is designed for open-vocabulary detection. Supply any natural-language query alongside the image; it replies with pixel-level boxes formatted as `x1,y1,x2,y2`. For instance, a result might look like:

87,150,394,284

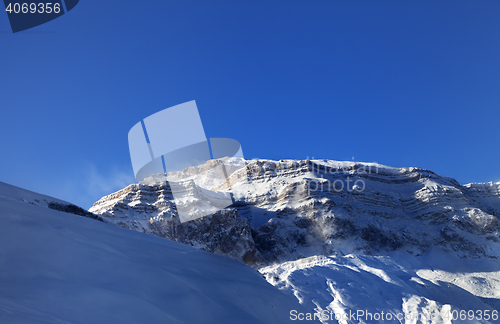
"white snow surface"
0,181,309,324
260,250,500,324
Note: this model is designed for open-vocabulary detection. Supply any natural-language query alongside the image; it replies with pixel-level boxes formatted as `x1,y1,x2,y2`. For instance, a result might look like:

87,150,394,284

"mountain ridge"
89,159,500,266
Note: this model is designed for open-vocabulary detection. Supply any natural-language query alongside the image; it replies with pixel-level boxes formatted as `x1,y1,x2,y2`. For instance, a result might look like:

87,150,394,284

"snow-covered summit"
90,159,500,266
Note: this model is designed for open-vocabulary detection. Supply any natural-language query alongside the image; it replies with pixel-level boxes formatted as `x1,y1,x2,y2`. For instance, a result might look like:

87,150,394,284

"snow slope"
0,181,310,324
260,250,500,324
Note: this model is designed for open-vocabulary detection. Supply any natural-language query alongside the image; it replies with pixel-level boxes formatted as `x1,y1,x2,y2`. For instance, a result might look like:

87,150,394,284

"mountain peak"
89,158,500,266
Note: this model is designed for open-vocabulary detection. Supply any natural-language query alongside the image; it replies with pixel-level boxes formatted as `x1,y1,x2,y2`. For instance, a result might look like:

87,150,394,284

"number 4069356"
5,3,61,14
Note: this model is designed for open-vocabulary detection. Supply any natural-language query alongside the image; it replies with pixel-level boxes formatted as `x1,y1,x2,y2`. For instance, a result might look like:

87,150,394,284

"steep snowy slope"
0,181,309,324
260,250,500,324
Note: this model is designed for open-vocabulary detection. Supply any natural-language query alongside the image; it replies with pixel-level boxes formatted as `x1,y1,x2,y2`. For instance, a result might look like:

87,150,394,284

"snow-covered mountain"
0,181,308,324
90,159,500,264
89,158,500,323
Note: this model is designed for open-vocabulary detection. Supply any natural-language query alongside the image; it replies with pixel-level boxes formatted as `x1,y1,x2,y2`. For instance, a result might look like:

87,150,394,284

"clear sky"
1,0,499,209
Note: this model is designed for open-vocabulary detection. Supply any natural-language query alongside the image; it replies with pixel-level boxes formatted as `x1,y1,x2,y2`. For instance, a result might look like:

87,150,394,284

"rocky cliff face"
90,159,500,266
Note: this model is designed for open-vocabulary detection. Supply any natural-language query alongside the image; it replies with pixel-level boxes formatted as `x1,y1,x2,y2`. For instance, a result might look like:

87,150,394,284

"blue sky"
1,0,499,209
